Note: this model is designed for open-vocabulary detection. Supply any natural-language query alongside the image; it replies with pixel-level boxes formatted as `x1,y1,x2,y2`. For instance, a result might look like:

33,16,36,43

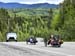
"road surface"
0,42,75,56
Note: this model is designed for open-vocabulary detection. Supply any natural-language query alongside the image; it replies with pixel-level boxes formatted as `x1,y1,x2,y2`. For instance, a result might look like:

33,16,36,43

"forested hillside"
0,8,57,41
51,0,75,41
58,0,75,41
0,0,75,41
0,2,58,8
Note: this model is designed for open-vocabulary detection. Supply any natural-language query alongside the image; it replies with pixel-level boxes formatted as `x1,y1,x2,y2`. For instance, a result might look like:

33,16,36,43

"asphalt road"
0,42,75,56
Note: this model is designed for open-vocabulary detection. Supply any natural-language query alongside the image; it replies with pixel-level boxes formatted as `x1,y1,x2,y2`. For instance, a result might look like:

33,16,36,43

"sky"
0,0,64,4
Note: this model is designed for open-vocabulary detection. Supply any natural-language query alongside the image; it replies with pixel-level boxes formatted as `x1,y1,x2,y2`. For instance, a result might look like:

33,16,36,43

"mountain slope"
0,2,59,8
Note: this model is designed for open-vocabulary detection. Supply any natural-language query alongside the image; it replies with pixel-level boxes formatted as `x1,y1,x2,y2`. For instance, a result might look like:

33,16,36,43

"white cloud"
0,0,64,4
20,0,47,4
46,0,64,4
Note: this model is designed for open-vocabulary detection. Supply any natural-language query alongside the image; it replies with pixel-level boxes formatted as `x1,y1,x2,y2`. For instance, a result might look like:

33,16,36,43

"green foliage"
49,0,75,41
59,0,75,41
51,11,61,30
0,1,75,41
0,8,10,41
0,8,55,41
0,32,4,41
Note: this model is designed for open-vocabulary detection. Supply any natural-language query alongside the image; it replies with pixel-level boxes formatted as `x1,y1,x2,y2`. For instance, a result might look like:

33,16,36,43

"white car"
6,32,17,42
